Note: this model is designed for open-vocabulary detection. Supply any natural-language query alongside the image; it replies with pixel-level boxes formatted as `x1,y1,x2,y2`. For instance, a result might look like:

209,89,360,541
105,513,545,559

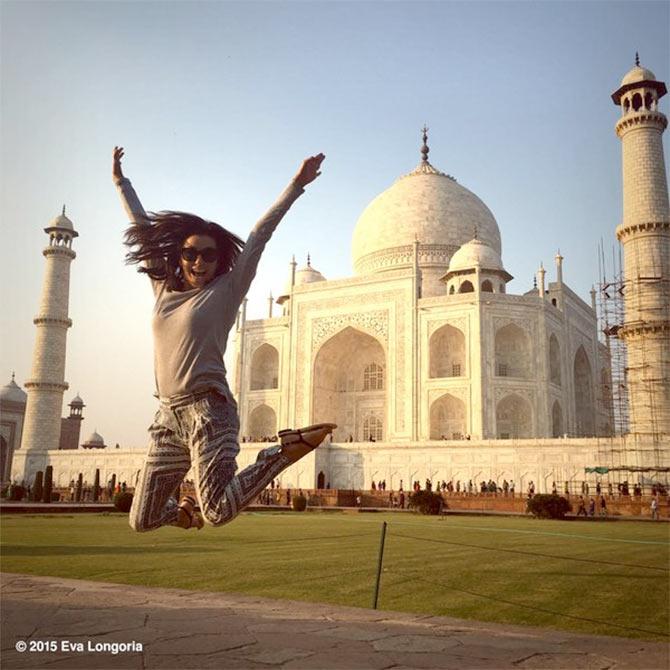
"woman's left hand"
293,153,325,187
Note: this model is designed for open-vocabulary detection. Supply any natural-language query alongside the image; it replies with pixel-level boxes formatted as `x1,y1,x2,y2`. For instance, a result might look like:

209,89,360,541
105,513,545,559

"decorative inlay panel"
494,386,536,403
428,316,467,338
429,387,468,404
492,317,534,339
312,310,389,348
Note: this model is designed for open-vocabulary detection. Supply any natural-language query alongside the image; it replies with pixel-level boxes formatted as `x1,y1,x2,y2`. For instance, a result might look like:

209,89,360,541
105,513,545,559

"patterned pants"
129,391,289,532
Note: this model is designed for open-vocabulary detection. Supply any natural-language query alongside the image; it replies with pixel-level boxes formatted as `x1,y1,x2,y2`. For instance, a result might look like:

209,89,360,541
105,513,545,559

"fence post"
372,521,387,609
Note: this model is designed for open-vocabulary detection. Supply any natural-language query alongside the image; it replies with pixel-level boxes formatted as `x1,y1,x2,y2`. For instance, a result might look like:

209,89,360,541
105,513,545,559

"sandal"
278,423,337,463
176,495,205,530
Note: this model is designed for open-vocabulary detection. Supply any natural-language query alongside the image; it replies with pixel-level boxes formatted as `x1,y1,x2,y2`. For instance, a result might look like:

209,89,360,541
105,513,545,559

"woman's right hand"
112,146,125,182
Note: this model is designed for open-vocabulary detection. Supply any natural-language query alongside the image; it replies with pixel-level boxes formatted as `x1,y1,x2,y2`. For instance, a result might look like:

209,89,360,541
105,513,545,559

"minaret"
612,56,670,437
537,263,546,299
20,208,78,453
554,251,564,310
58,394,85,450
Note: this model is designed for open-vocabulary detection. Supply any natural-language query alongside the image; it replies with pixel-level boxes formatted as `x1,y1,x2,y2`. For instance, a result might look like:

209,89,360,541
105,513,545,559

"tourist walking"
113,147,334,531
576,496,587,517
599,495,607,517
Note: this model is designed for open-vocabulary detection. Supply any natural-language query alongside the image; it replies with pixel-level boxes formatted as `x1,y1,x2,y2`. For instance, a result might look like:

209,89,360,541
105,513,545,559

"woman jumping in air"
113,146,335,531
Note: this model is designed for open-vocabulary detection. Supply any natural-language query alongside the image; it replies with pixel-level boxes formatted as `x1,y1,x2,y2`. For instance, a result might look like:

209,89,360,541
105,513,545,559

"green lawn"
1,511,668,641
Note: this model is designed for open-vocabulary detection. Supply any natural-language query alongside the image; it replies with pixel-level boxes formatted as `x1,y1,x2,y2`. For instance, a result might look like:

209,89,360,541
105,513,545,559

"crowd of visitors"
2,473,666,521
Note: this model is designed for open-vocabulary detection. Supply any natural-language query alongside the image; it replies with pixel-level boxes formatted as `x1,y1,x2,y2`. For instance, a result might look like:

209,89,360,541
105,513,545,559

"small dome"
295,257,326,287
621,64,657,86
82,430,105,448
612,58,667,106
448,237,505,273
48,212,74,231
276,256,326,305
0,375,27,405
70,394,84,406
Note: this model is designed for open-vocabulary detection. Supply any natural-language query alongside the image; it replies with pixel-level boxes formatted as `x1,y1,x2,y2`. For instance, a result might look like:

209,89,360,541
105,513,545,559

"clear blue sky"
1,0,668,448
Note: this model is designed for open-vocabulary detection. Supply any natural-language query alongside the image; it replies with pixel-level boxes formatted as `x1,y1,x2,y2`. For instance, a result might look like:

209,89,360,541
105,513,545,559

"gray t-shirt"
116,177,304,401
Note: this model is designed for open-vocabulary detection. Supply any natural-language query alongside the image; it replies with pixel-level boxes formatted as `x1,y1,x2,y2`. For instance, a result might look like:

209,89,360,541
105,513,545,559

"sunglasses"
181,247,218,263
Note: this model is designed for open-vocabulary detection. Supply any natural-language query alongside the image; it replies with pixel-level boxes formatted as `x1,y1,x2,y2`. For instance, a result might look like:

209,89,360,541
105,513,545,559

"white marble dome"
295,258,326,287
82,430,105,448
276,256,326,305
448,237,505,273
621,64,657,86
352,156,501,277
48,212,75,232
0,375,27,405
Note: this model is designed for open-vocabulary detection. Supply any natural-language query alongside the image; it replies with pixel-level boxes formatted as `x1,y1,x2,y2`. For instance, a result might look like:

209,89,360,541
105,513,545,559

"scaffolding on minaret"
595,239,628,442
595,237,667,483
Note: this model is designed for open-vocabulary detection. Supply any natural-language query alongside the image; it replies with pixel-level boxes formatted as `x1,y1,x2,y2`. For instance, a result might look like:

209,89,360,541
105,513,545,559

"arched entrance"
495,323,531,378
0,436,7,482
551,400,563,438
250,344,279,390
549,334,561,386
312,327,386,442
429,394,466,439
496,394,533,438
574,346,595,436
429,324,466,378
248,404,277,440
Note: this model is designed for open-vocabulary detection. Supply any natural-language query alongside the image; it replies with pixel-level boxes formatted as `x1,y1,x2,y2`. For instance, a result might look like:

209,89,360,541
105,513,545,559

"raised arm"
228,154,325,305
113,146,149,224
292,153,325,188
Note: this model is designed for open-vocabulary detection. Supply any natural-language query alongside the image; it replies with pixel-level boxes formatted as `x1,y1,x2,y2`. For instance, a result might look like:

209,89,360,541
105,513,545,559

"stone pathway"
1,573,667,669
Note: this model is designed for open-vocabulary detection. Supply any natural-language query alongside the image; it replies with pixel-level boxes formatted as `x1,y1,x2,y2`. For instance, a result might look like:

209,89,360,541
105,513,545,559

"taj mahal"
2,58,669,494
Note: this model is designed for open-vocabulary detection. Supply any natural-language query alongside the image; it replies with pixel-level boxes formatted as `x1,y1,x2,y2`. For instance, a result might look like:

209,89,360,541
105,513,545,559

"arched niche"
248,404,277,440
0,435,7,482
250,343,279,390
574,346,595,436
496,394,533,439
481,279,493,292
551,400,563,438
429,393,466,439
429,324,466,378
495,323,531,378
549,334,561,386
312,327,386,442
459,280,474,293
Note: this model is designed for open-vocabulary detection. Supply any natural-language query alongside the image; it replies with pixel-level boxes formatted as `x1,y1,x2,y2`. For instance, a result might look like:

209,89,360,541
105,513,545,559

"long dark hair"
124,211,244,291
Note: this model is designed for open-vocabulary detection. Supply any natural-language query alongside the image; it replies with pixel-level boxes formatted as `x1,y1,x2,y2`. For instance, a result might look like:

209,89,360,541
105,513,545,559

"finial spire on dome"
402,126,454,180
421,125,429,164
307,253,311,267
11,371,15,382
533,275,537,289
62,205,66,216
473,225,478,240
635,51,640,66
